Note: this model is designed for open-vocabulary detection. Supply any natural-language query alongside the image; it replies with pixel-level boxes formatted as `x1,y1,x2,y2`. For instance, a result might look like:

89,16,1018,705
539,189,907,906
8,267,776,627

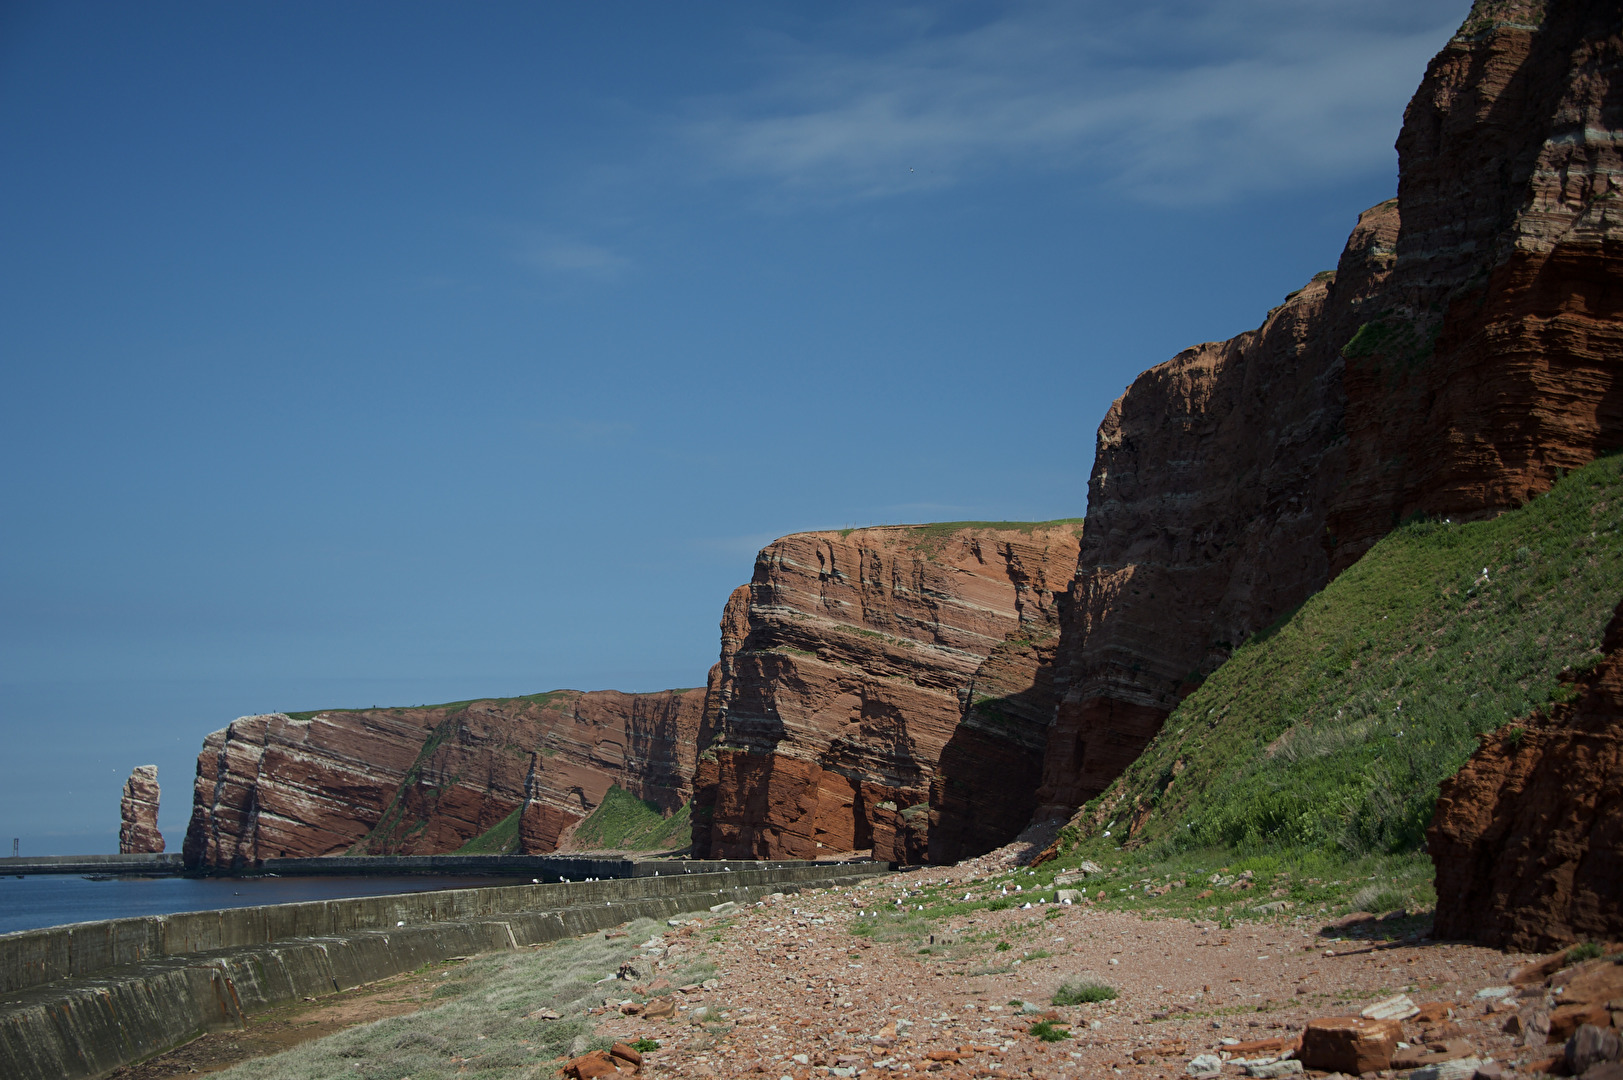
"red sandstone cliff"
1036,0,1623,819
691,522,1081,863
183,688,703,867
1430,598,1623,951
118,765,164,855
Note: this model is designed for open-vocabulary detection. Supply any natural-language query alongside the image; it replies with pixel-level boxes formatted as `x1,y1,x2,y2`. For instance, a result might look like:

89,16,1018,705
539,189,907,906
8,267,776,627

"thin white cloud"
517,238,631,279
681,0,1466,204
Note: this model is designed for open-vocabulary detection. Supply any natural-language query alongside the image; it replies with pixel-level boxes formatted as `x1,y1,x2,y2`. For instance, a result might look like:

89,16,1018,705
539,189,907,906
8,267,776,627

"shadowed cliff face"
1430,599,1623,952
691,523,1081,863
1035,0,1623,819
1034,203,1400,815
1330,0,1623,567
182,688,703,867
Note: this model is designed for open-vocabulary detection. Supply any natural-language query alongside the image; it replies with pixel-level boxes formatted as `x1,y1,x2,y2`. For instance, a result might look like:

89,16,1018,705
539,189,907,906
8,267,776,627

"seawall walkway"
0,860,884,1080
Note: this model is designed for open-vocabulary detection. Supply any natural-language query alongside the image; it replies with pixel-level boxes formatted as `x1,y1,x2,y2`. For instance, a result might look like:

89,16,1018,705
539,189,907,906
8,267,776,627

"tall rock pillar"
119,765,164,854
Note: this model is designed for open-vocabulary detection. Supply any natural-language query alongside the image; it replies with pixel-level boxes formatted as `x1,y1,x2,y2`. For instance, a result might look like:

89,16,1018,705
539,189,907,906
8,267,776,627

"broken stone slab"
1300,1016,1404,1074
1188,1053,1224,1075
1361,994,1420,1021
709,901,741,915
1392,1039,1477,1069
1580,1064,1623,1080
1473,986,1514,1000
1248,1060,1304,1078
1057,889,1084,904
1567,1024,1623,1076
1410,1057,1486,1080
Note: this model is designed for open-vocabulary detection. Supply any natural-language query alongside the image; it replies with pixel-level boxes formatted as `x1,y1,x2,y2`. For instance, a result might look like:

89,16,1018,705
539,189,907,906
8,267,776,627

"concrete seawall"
0,862,882,1080
0,854,184,876
0,853,798,878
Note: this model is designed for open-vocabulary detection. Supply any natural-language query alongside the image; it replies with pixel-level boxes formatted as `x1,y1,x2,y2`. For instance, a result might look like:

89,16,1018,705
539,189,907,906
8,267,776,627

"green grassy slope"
568,786,692,852
1066,454,1623,860
455,807,523,854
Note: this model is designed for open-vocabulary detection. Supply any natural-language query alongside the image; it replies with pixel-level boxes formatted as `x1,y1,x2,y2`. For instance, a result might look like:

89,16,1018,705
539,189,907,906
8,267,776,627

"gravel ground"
587,867,1541,1080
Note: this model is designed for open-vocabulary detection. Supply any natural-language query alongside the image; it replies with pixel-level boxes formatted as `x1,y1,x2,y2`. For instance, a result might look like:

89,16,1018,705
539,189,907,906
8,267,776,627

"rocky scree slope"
183,688,703,867
1035,0,1623,821
691,521,1081,864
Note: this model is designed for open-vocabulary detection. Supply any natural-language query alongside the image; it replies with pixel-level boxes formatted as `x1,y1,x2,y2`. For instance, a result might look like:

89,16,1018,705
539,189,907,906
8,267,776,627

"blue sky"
0,0,1469,853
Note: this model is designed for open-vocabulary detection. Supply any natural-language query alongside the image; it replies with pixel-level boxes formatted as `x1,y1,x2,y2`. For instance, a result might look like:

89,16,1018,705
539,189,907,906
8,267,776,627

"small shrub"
630,1038,660,1053
995,941,1012,952
1029,1020,1072,1042
1369,889,1408,914
987,897,1014,911
1053,980,1118,1005
1566,942,1604,964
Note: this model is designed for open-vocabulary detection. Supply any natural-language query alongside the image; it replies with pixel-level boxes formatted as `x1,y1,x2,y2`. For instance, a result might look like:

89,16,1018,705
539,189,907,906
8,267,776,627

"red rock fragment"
1299,1016,1404,1075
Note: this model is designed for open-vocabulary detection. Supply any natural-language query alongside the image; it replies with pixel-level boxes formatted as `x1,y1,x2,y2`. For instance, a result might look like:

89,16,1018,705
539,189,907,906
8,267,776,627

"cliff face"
1036,0,1623,818
1328,0,1623,568
118,765,163,855
1430,599,1623,952
691,522,1081,863
183,688,703,867
1033,203,1401,814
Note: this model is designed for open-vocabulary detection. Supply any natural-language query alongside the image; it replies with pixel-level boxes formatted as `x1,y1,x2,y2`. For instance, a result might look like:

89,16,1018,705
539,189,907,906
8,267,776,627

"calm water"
0,873,524,934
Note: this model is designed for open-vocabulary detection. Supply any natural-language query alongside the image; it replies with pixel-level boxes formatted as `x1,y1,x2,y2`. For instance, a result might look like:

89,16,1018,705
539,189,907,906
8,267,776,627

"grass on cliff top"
284,689,574,723
1064,452,1623,864
568,787,692,852
456,807,523,855
834,517,1084,541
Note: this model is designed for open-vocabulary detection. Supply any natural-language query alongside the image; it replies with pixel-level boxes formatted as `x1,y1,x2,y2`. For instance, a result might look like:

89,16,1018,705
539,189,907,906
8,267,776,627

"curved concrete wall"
0,862,882,1080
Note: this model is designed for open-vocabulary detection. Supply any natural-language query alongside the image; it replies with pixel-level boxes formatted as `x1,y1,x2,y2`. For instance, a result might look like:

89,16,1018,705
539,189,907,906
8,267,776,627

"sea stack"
119,765,164,854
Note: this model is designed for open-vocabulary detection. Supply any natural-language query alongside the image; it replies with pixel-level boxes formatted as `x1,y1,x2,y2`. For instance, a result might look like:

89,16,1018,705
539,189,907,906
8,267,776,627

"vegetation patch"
1053,980,1118,1005
1029,1019,1072,1042
1067,454,1623,860
455,806,523,855
570,786,691,852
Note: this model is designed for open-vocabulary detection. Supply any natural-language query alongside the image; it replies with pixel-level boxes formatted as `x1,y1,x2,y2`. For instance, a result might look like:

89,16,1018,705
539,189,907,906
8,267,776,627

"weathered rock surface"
118,765,164,854
1037,0,1623,818
1033,203,1400,816
1329,0,1623,569
691,522,1082,863
183,688,704,867
1429,600,1623,951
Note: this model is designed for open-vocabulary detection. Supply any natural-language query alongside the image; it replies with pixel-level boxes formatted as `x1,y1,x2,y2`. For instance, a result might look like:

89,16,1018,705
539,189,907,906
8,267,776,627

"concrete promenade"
0,860,884,1080
0,852,797,878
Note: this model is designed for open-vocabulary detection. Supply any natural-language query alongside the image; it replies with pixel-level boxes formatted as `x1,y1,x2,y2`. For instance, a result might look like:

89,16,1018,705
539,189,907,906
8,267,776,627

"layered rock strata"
1429,599,1623,951
118,765,164,855
1036,0,1623,818
183,688,703,868
691,522,1082,863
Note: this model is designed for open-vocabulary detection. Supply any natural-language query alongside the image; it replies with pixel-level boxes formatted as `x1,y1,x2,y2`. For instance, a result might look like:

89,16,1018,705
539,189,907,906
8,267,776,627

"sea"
0,873,523,935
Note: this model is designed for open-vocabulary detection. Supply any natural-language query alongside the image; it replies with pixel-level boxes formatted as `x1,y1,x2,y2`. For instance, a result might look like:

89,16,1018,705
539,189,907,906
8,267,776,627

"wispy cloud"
682,0,1464,204
517,237,631,279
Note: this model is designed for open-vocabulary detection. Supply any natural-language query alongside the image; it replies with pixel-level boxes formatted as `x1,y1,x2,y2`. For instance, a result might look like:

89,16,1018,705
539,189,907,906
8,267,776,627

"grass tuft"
1053,980,1118,1005
1029,1019,1072,1042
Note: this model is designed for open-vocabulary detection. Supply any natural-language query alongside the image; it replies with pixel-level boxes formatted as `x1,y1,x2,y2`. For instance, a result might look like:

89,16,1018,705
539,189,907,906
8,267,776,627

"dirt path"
587,870,1537,1080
